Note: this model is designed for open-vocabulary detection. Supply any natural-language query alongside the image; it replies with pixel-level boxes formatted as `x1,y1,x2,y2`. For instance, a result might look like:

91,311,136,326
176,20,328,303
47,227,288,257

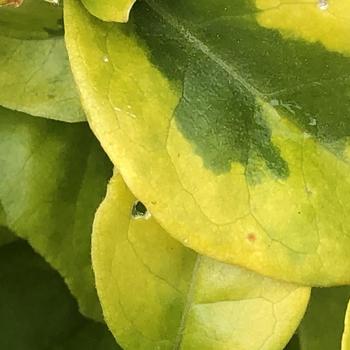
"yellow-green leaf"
64,0,350,286
342,300,350,350
81,0,136,22
0,107,112,321
0,35,85,122
92,171,310,350
0,0,63,39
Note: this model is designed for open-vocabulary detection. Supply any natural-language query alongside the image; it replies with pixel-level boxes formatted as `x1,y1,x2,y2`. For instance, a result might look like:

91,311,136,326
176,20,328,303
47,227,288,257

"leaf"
0,226,17,247
64,0,350,286
81,0,136,22
0,35,85,122
92,171,310,350
284,334,300,350
0,240,120,350
0,0,63,39
298,287,350,350
0,196,17,247
342,300,350,350
0,106,113,321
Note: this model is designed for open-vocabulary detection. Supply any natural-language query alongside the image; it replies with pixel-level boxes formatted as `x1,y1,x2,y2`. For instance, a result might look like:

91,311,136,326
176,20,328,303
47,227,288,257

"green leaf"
92,171,310,350
0,240,120,349
342,300,350,350
298,287,350,350
64,0,350,286
0,226,17,247
284,334,300,350
0,0,63,39
0,191,17,247
0,35,85,122
81,0,136,22
0,107,113,321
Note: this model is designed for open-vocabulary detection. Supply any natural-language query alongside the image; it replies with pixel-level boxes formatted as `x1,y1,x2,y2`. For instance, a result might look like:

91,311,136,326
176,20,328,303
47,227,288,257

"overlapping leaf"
64,0,350,286
81,0,136,22
0,240,120,349
342,301,350,350
92,171,310,350
0,226,16,247
0,0,63,39
284,335,300,350
298,287,350,350
0,35,85,122
0,107,113,320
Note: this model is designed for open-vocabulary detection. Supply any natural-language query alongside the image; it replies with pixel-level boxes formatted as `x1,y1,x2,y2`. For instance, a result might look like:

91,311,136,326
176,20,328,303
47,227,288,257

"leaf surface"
81,0,136,22
65,0,350,285
0,35,85,122
0,107,113,320
0,240,120,349
298,287,350,350
0,226,17,246
92,171,310,350
0,0,63,39
342,300,350,350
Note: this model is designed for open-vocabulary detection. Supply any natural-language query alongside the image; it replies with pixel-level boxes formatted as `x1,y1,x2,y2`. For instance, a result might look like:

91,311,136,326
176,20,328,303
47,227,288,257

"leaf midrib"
144,0,263,100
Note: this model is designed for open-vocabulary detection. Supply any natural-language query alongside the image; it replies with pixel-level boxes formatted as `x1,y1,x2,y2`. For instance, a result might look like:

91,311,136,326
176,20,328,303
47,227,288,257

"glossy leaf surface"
65,0,350,285
0,107,113,320
92,171,310,350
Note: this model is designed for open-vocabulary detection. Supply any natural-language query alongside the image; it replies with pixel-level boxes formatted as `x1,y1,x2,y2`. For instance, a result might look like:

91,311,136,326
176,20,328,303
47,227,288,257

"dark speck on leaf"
247,233,256,242
132,201,148,219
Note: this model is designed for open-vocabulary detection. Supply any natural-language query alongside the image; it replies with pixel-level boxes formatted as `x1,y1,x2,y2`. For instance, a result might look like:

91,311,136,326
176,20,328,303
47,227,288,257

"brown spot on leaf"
247,233,256,242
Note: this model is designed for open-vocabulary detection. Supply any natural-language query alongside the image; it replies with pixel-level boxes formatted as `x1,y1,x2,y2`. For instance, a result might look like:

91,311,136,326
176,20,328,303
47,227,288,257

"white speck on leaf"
309,117,317,126
318,0,328,11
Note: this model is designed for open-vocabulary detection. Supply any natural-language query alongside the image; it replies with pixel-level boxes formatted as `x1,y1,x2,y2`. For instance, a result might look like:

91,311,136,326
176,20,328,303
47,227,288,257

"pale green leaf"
0,106,113,321
92,171,310,350
64,0,350,286
299,287,350,350
0,0,63,39
0,240,120,349
0,35,85,122
81,0,136,22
